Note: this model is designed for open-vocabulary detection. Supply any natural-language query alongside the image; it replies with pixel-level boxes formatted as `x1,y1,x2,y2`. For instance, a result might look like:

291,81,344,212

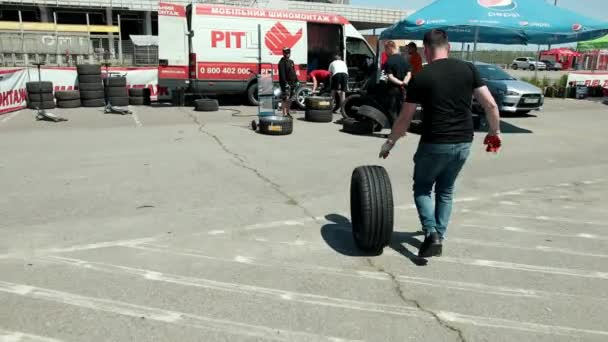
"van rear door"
158,2,189,94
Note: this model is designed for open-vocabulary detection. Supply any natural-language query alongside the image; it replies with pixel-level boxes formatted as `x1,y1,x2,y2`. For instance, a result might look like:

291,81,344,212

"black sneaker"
418,232,442,258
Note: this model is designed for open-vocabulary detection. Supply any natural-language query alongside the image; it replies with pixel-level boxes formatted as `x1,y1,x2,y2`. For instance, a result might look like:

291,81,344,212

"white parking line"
0,280,360,342
0,328,63,342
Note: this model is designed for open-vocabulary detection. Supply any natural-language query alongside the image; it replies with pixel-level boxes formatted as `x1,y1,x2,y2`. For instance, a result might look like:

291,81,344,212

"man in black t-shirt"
383,40,411,123
278,47,298,116
379,29,502,259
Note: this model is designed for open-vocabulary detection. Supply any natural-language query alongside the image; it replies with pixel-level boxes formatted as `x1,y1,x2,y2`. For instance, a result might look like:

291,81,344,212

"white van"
158,2,375,104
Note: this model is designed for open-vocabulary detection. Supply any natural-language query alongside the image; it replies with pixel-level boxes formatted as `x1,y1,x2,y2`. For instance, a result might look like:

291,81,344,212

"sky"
350,0,607,50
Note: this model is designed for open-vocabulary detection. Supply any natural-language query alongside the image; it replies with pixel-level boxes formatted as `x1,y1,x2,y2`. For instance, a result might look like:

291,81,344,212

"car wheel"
295,86,313,110
512,64,518,70
529,65,535,71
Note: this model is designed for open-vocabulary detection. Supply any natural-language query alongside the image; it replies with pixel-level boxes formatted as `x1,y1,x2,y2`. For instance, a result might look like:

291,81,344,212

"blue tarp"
380,0,608,45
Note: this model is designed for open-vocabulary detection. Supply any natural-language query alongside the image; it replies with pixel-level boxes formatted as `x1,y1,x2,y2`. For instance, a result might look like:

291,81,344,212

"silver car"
472,62,544,115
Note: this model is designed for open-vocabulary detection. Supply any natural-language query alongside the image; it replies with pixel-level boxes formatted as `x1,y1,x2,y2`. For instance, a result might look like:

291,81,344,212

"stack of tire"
26,81,55,110
55,90,81,108
77,64,105,107
104,76,129,107
304,96,333,123
128,88,151,106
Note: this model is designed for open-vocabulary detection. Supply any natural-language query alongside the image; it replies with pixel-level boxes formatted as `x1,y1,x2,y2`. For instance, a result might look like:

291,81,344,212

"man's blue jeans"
413,142,472,240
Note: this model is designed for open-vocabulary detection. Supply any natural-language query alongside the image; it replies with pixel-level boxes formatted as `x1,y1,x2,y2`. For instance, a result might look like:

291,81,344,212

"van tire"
26,81,53,94
350,165,394,253
195,99,219,112
247,82,259,106
305,109,333,123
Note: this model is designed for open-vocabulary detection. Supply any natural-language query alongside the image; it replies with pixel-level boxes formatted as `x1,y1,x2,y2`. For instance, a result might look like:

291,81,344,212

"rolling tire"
195,99,219,112
295,86,313,110
28,93,54,102
128,88,150,97
55,90,80,101
305,96,333,110
26,81,53,94
77,64,102,75
259,116,293,136
78,82,103,91
342,117,374,135
57,99,81,108
108,97,129,107
247,82,259,106
81,99,106,107
129,97,145,106
350,165,394,253
27,100,56,109
106,87,128,98
80,90,105,100
104,77,127,87
78,75,102,84
304,109,333,123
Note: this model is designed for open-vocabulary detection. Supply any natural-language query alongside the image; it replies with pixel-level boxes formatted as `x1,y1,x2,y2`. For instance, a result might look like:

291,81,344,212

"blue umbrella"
380,0,608,46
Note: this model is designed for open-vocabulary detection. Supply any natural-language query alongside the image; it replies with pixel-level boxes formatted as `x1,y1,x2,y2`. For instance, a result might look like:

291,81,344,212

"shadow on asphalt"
320,214,429,266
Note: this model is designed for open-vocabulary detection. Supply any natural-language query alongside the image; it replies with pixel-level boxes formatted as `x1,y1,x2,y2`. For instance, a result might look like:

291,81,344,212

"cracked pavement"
1,99,608,341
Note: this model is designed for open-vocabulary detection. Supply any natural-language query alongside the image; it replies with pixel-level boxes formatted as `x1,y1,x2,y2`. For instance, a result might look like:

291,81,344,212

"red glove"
484,135,502,153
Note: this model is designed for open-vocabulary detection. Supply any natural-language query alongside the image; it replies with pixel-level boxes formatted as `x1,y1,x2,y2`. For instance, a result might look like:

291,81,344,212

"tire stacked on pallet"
55,90,81,108
104,76,129,107
26,81,55,109
304,96,333,123
77,64,105,107
350,165,394,253
128,88,151,106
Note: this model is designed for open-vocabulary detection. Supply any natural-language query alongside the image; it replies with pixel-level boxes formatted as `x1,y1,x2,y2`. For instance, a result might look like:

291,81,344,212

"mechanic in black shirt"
379,29,502,259
278,47,298,116
383,40,412,123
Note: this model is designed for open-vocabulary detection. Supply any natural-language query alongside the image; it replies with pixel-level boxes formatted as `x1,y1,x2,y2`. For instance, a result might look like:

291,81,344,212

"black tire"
78,82,103,91
28,93,54,102
195,99,219,112
305,109,333,123
128,88,150,97
516,110,531,116
81,99,106,107
246,82,259,106
26,81,53,94
78,75,102,84
295,86,313,110
305,96,333,110
511,64,518,70
350,165,394,253
55,90,80,101
408,120,423,135
129,97,145,106
27,100,56,109
57,99,81,108
104,77,127,87
108,97,129,107
77,64,102,75
106,87,128,98
80,90,105,100
259,116,293,135
342,117,374,135
529,65,535,71
355,105,390,130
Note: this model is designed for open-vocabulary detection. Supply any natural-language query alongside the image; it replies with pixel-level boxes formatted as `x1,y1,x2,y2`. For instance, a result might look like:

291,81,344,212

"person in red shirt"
407,42,424,76
309,69,331,93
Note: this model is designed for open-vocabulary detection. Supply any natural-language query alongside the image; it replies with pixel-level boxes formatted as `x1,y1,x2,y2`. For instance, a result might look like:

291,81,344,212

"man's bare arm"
388,102,417,143
473,86,500,135
403,72,412,86
388,74,403,87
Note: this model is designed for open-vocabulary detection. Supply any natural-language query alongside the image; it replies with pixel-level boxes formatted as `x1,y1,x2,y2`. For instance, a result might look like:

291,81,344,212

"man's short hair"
407,42,417,49
423,29,449,49
385,40,397,49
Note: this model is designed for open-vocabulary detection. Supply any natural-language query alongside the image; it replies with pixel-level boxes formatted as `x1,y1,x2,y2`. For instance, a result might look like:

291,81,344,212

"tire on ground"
304,109,333,123
194,99,219,112
27,100,56,109
104,77,127,87
78,75,102,84
28,93,54,102
57,99,81,108
81,99,106,107
342,117,374,135
128,88,150,97
108,97,129,107
26,81,53,94
355,105,390,130
77,64,102,75
305,96,333,110
106,87,128,98
350,165,394,253
55,90,80,101
129,97,145,106
78,82,103,91
80,90,105,100
258,116,293,136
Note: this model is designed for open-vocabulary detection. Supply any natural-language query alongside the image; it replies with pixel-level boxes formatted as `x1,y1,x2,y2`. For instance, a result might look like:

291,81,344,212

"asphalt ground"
1,98,607,342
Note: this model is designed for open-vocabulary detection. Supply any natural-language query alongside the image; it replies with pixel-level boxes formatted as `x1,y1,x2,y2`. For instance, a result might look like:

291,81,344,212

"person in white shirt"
328,54,349,115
